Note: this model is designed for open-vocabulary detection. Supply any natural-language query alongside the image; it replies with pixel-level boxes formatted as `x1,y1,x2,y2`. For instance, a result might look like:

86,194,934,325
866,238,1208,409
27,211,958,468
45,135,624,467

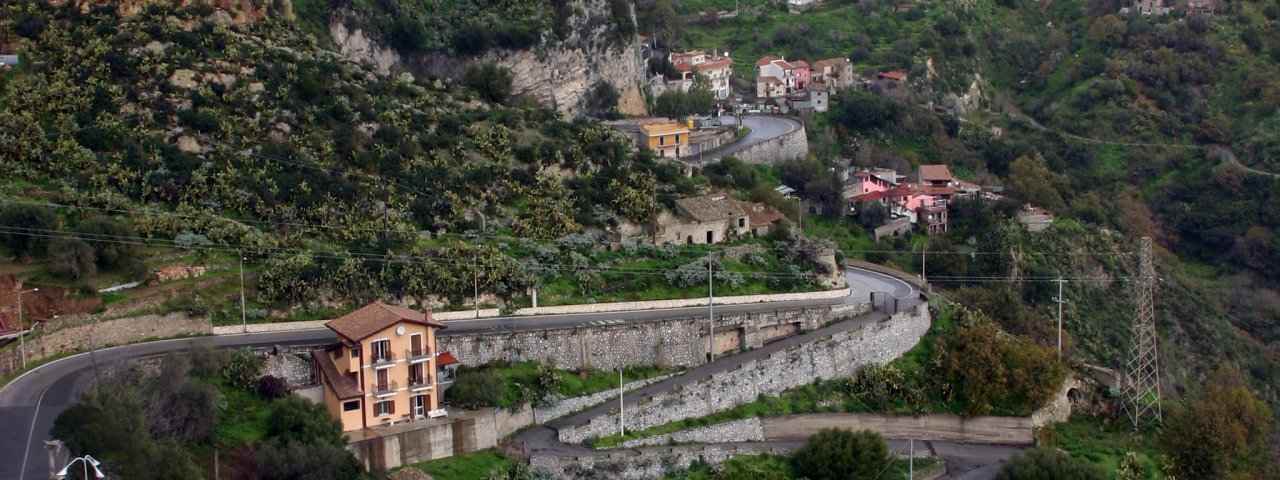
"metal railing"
371,350,396,365
373,380,398,395
408,375,432,389
406,347,431,362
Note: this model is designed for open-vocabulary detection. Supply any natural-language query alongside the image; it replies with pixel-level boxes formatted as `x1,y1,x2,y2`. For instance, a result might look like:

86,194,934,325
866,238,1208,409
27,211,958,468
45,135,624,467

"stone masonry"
534,373,679,424
618,418,764,448
531,444,793,480
0,312,211,377
556,304,930,444
438,307,836,371
729,122,809,166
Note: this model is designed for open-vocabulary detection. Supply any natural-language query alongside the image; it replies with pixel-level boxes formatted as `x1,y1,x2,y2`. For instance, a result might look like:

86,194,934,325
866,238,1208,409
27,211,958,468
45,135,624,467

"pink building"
792,60,811,91
848,181,949,235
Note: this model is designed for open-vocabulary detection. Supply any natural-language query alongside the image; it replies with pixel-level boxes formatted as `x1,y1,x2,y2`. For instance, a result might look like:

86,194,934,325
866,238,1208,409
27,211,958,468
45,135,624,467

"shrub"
994,447,1105,480
792,428,889,480
222,348,263,390
463,64,513,104
0,203,58,256
449,370,506,409
47,237,97,279
257,375,289,399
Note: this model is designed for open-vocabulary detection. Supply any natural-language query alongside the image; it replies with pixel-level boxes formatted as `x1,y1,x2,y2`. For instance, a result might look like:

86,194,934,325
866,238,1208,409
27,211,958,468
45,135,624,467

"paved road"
690,115,802,165
0,267,907,480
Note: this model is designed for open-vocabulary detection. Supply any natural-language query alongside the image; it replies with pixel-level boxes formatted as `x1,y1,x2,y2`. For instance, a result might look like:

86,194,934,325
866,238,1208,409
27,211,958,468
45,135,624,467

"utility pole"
474,246,481,319
239,257,247,334
921,243,927,286
708,251,715,363
618,368,625,436
909,438,914,479
795,196,803,231
1053,277,1067,360
17,288,37,368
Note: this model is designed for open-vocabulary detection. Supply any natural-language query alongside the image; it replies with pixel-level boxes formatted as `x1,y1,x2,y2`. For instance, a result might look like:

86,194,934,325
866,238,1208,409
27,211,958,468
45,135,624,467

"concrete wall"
531,444,794,480
438,306,843,371
731,121,809,165
556,303,929,444
347,405,534,471
0,312,211,377
762,413,1034,445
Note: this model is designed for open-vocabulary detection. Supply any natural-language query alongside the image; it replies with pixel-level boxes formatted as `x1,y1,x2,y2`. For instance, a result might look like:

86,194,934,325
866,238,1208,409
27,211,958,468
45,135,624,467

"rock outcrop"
328,0,648,117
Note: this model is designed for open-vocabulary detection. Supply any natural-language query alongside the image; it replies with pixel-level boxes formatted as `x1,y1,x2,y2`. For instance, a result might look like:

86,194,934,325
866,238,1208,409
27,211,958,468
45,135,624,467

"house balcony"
373,380,398,397
408,375,433,392
371,350,396,367
406,347,432,364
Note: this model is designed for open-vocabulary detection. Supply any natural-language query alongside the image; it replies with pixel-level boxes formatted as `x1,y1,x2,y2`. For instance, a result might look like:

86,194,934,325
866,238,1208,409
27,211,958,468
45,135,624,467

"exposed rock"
168,69,198,89
176,136,202,153
247,82,265,93
328,0,647,117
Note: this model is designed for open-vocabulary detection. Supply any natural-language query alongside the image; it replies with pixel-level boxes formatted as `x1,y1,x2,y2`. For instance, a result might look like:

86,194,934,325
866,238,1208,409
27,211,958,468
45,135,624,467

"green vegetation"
995,447,1106,480
668,451,940,480
408,449,519,480
793,428,890,480
1044,415,1165,478
51,347,369,479
448,360,678,409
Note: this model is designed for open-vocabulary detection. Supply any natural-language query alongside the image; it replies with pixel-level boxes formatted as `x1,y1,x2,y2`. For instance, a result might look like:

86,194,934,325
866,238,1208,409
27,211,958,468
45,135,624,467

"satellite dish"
724,51,730,57
396,326,406,336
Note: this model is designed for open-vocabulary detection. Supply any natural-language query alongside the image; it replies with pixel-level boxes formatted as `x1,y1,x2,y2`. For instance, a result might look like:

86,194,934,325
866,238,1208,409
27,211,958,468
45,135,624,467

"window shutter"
389,400,396,415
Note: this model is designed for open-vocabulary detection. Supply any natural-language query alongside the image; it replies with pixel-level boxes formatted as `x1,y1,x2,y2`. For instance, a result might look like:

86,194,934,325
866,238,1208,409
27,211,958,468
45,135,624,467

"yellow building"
313,302,448,432
641,122,690,158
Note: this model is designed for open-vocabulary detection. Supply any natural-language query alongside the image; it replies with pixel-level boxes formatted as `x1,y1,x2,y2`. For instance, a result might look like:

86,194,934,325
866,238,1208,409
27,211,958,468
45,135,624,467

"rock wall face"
328,0,648,117
555,303,930,444
0,312,212,377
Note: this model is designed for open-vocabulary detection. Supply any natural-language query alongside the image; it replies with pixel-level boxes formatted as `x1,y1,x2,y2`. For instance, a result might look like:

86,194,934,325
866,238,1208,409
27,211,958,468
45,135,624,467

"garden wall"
346,405,533,471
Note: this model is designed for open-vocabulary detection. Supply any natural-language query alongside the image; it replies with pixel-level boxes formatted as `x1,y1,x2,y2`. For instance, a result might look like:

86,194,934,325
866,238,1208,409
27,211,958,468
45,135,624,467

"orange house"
313,302,448,432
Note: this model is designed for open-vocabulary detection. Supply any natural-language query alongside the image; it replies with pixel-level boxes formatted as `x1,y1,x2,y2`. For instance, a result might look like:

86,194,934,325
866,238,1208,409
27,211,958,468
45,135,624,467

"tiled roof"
775,60,794,69
699,58,733,70
756,55,780,66
747,204,786,227
675,194,747,222
641,122,689,137
812,58,850,69
808,81,827,91
758,76,782,85
674,61,693,72
437,351,460,367
793,60,809,68
325,302,446,343
919,164,953,182
878,70,908,81
313,347,361,399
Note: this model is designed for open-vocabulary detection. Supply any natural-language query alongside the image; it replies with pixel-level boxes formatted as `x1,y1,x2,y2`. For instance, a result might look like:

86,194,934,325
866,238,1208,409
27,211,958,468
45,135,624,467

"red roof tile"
878,70,908,81
437,351,460,367
755,55,780,66
919,164,953,182
758,76,782,85
325,302,446,344
674,61,693,72
699,58,733,70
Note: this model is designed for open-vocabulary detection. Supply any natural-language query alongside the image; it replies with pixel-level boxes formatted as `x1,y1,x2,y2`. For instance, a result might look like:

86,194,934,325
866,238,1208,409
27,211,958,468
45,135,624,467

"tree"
222,348,263,390
0,203,58,256
995,447,1106,480
266,396,348,447
47,237,96,279
449,369,507,409
464,64,514,104
933,320,1065,416
1115,451,1145,480
255,438,364,480
585,81,620,118
1088,15,1127,48
792,428,889,480
1160,367,1273,479
75,217,141,271
1006,156,1066,213
853,201,889,229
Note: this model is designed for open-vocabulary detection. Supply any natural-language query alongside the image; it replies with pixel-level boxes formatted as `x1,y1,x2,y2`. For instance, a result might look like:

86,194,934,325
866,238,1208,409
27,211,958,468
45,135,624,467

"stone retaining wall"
729,120,809,166
534,373,679,424
530,444,792,480
514,288,849,316
762,413,1035,445
618,418,764,448
0,312,211,377
438,306,839,371
347,406,533,471
556,303,930,444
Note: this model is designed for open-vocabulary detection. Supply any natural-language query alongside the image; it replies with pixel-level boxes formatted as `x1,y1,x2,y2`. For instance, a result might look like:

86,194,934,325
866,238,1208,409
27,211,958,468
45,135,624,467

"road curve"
691,115,802,165
0,267,911,480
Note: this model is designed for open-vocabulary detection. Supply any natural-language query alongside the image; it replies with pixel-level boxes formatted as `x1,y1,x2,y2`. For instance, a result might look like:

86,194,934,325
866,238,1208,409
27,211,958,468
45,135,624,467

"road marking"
19,383,51,480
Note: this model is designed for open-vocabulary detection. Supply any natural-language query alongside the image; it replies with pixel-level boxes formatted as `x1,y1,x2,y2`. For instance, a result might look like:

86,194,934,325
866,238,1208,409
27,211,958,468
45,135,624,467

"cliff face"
329,0,648,117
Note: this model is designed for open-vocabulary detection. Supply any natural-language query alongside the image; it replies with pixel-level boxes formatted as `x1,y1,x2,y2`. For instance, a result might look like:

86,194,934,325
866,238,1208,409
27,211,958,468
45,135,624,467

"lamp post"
57,454,105,480
707,251,715,363
239,257,247,334
17,288,37,368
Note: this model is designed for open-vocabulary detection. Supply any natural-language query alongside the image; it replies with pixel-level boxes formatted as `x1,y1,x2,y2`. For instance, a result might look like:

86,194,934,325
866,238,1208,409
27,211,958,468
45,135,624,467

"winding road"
0,267,912,480
688,115,803,166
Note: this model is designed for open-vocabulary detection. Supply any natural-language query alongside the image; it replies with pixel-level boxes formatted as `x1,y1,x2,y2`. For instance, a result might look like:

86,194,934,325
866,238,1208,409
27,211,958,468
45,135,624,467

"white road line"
19,384,51,480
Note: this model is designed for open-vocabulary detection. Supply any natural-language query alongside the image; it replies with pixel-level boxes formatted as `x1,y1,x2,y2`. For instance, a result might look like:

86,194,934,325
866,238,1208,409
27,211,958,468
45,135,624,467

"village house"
845,169,950,235
654,194,785,245
313,302,449,432
756,55,797,98
810,57,855,90
792,60,811,91
641,121,690,158
806,82,829,112
667,50,735,100
877,70,908,82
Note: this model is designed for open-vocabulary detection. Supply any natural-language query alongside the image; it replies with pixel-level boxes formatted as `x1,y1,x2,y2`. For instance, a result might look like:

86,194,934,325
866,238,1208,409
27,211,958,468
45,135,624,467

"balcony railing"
371,350,396,366
407,347,431,363
408,375,432,390
373,380,398,395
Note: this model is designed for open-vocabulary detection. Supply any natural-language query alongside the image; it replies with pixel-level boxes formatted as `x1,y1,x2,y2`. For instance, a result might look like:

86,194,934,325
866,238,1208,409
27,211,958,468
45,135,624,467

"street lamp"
239,256,247,333
17,288,37,368
57,454,105,480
